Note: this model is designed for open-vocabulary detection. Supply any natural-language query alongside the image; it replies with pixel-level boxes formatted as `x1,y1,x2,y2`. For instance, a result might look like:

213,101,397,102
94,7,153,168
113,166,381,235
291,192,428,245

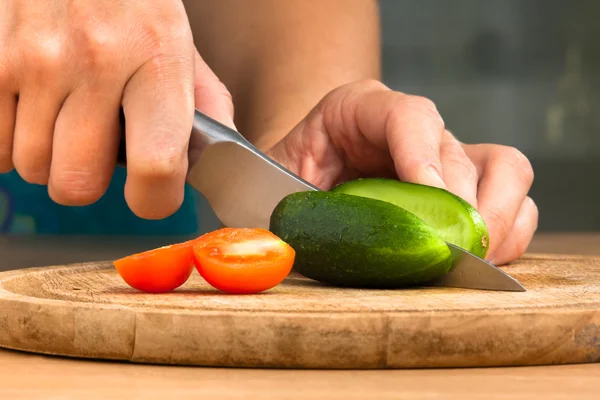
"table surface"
1,232,599,399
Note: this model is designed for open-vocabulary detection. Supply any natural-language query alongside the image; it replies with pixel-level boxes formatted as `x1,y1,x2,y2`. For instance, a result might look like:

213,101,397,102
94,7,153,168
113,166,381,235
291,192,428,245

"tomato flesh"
113,241,195,293
192,228,295,294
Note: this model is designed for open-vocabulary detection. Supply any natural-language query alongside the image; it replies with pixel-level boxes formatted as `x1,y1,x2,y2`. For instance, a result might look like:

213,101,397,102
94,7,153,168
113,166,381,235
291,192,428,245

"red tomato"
192,228,295,294
113,241,195,293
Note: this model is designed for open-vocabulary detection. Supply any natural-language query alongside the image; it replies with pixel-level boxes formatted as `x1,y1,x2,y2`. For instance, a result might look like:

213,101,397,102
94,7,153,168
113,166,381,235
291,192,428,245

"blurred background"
376,0,600,231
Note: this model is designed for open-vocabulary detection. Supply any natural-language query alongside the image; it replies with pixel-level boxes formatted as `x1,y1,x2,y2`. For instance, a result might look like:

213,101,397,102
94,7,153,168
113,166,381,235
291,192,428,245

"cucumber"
331,178,489,259
269,191,453,288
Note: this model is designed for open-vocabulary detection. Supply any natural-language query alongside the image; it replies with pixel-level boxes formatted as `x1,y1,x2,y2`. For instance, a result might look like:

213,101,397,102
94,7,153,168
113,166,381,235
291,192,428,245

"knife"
117,109,525,292
429,243,524,291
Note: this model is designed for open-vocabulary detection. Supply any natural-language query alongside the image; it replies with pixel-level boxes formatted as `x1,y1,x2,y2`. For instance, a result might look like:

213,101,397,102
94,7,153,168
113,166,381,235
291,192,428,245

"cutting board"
0,253,598,369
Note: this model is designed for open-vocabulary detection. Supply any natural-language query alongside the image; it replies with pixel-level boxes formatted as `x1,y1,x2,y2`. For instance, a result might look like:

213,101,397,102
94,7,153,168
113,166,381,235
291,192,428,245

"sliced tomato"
192,228,295,294
113,241,195,293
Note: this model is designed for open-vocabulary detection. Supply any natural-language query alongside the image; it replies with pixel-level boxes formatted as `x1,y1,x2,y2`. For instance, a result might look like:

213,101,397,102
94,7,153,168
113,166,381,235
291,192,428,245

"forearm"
184,0,381,150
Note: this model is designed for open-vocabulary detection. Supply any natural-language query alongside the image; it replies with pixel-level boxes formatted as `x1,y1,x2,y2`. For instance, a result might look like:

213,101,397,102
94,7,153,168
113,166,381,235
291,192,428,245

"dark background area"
378,0,600,231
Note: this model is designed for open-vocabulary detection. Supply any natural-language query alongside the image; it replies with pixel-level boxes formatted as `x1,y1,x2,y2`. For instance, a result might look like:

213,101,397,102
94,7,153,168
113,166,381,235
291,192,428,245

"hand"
0,0,234,219
267,80,538,265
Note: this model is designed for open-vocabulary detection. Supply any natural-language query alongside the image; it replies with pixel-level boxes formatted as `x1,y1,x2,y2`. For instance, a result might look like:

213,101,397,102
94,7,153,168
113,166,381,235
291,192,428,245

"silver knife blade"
425,242,526,292
187,140,317,229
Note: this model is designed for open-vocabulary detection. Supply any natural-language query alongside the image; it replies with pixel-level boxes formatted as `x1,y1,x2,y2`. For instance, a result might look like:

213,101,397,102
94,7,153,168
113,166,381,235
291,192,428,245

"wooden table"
1,232,599,399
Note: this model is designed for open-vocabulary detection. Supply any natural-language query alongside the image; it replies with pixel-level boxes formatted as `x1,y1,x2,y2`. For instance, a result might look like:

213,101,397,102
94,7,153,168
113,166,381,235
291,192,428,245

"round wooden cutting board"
0,253,598,369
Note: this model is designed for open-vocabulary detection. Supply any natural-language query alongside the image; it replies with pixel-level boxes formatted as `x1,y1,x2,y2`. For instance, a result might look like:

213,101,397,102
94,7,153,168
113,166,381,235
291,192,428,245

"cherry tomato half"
113,241,195,293
192,228,295,294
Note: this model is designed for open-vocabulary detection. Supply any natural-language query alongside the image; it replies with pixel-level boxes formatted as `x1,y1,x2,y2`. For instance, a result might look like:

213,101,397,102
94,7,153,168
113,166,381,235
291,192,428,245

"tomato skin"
113,241,195,293
192,228,295,294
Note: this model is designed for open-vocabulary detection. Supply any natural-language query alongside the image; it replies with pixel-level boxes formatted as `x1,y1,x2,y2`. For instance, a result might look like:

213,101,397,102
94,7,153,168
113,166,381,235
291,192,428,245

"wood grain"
0,253,599,369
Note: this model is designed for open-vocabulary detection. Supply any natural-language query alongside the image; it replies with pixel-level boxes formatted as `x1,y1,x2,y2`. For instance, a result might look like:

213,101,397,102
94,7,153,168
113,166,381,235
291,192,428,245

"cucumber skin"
269,191,453,289
332,178,490,259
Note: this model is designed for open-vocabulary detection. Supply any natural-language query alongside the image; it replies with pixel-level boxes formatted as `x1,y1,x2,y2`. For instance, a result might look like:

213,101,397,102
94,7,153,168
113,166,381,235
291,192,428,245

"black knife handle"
116,108,127,165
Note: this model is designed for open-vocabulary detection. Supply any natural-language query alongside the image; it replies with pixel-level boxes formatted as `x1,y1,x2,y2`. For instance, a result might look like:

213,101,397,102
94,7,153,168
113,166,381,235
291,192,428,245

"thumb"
193,49,236,130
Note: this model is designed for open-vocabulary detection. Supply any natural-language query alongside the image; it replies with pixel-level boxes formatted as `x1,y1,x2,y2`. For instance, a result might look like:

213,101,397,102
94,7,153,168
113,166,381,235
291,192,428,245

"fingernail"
419,166,446,189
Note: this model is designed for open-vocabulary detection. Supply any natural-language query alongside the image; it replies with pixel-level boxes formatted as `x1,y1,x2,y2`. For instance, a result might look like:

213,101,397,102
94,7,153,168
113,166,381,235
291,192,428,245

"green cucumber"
331,178,489,259
269,191,453,288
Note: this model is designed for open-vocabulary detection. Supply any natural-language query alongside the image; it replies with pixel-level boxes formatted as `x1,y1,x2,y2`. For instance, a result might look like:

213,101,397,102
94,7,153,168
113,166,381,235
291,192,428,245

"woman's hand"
0,0,234,219
267,80,538,265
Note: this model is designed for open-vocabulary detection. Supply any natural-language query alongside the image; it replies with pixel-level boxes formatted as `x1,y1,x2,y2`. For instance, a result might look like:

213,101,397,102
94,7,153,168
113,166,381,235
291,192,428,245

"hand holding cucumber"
267,80,538,266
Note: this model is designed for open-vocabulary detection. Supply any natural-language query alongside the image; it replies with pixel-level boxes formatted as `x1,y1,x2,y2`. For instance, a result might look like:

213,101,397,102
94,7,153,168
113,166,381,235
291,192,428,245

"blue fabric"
0,168,199,235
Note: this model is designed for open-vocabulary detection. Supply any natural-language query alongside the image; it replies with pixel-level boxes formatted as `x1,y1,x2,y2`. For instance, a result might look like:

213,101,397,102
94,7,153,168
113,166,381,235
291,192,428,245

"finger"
439,130,478,208
121,48,195,219
12,88,64,185
48,83,121,206
488,196,539,265
291,81,394,187
464,144,534,259
189,49,236,162
349,84,447,189
0,94,17,173
193,49,235,130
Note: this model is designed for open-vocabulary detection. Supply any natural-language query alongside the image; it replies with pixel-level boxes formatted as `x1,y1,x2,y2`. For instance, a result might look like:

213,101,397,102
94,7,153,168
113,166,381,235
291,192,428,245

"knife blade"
426,243,525,292
117,109,525,292
187,141,318,229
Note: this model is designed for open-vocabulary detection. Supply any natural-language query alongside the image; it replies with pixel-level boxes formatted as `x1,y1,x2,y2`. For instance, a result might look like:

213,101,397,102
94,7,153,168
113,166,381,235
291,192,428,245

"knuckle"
195,78,234,116
136,45,193,89
135,22,164,52
352,78,388,91
498,146,534,186
441,142,478,181
21,35,66,76
216,81,234,114
49,169,105,205
323,79,388,107
66,3,120,71
401,95,445,129
77,29,119,71
134,17,192,58
129,148,185,182
163,22,193,45
411,95,438,112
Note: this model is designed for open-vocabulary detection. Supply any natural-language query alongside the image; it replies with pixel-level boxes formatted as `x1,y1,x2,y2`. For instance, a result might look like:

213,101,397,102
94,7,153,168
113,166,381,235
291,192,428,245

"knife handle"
116,109,127,165
116,108,251,166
